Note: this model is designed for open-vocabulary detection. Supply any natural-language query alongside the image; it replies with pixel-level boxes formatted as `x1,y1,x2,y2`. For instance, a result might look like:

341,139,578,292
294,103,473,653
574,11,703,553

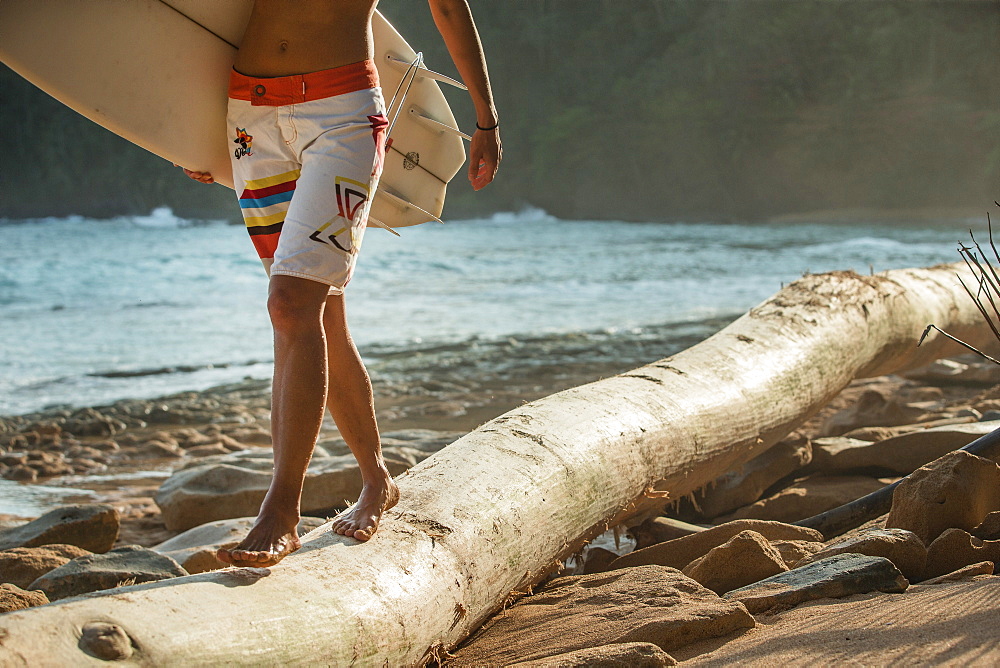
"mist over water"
0,207,977,415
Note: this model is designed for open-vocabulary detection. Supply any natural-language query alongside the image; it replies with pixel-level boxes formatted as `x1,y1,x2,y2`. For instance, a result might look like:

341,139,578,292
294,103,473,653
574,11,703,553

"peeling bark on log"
0,263,992,666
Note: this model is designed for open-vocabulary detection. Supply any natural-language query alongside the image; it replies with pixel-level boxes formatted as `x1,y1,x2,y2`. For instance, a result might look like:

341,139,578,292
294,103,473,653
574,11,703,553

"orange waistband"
229,60,379,106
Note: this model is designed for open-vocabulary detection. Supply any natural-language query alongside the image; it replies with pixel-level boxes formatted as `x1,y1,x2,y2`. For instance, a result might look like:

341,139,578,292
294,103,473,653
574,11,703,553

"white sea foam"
450,205,557,225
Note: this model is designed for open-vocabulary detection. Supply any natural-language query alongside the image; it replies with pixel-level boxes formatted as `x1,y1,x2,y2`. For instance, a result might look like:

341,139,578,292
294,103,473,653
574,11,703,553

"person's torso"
235,0,378,77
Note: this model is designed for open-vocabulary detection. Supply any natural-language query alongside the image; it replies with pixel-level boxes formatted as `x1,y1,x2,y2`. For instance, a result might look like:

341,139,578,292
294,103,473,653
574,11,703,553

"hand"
468,126,501,191
174,163,214,184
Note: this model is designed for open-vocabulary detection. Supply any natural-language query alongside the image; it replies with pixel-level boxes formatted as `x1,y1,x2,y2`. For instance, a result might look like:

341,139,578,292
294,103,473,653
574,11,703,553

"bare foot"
217,511,302,567
331,477,400,541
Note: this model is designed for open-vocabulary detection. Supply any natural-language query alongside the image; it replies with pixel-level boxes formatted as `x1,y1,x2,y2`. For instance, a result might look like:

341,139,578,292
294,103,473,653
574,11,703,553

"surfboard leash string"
384,52,423,149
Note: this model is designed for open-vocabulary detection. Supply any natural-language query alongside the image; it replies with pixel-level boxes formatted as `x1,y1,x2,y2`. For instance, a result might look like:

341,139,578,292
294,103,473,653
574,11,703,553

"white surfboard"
0,0,468,229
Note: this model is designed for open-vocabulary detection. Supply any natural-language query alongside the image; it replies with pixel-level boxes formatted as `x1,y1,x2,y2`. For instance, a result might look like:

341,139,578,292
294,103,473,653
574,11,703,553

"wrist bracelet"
476,120,499,131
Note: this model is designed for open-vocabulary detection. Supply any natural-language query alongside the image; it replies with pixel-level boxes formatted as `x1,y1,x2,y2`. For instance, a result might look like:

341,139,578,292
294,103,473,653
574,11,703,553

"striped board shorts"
227,60,388,294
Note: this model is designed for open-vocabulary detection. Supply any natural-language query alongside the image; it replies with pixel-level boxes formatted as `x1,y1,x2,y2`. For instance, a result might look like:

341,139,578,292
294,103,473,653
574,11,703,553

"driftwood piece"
0,264,992,666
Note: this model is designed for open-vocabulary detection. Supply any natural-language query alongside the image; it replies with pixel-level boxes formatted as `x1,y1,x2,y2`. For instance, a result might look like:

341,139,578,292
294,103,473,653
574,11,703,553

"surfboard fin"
367,216,401,236
376,188,445,225
385,53,468,90
409,107,471,141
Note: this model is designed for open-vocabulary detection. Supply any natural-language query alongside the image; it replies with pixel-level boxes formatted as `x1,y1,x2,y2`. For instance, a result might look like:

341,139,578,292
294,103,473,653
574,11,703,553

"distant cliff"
2,0,998,221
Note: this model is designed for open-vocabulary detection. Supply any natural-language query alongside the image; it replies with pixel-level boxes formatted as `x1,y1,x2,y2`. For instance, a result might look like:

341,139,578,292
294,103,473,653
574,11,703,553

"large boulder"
903,357,1000,386
29,545,188,600
156,454,411,531
682,530,788,594
820,388,928,436
724,553,908,614
972,510,1000,541
796,528,926,581
770,540,824,568
886,450,1000,546
152,516,326,573
717,475,887,524
918,561,995,585
922,529,1000,581
0,583,49,613
810,422,1000,475
448,566,754,666
631,517,706,550
0,544,91,589
0,504,119,553
697,439,812,520
610,520,822,572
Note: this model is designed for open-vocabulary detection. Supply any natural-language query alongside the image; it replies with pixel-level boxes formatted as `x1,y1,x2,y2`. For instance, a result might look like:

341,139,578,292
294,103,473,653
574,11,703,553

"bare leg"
324,293,399,541
218,275,331,567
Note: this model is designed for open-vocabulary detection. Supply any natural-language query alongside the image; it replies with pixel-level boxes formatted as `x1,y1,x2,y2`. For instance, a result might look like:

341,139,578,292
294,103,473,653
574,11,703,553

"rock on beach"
724,553,908,614
796,528,926,582
449,566,754,666
0,544,91,590
922,528,1000,581
0,583,49,613
152,516,326,573
810,421,1000,475
0,504,119,553
696,438,813,520
716,474,887,524
156,452,415,532
886,450,1000,546
611,520,822,572
682,530,788,595
29,545,188,601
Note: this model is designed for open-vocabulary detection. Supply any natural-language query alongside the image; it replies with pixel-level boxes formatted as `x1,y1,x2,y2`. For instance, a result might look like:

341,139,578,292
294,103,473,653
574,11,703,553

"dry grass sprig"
920,204,1000,365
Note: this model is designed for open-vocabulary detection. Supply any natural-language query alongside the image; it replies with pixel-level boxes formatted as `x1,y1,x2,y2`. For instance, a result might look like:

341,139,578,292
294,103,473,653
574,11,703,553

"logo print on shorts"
403,151,419,171
233,127,253,160
308,177,370,254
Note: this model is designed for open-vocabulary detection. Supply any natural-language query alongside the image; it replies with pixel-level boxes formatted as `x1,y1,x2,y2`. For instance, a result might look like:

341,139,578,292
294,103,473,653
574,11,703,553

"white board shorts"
227,60,388,294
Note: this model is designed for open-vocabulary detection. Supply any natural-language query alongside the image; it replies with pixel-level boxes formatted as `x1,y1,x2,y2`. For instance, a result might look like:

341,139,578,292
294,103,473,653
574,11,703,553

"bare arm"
427,0,501,190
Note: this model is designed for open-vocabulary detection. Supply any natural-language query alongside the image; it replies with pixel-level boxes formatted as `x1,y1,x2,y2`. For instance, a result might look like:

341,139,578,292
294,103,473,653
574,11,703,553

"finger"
468,152,483,183
472,160,497,190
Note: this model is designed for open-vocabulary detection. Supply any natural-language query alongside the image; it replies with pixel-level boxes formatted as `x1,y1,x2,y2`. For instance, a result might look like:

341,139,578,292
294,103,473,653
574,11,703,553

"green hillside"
2,0,998,221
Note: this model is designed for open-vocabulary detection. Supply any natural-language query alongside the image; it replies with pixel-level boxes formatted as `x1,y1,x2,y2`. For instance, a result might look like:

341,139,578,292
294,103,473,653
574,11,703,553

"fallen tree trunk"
0,263,992,666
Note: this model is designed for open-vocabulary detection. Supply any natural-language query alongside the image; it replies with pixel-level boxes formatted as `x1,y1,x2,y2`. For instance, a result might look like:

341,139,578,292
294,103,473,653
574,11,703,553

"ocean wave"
0,208,226,228
87,359,269,379
451,206,557,225
0,214,86,226
796,236,928,253
126,206,226,229
364,314,736,362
